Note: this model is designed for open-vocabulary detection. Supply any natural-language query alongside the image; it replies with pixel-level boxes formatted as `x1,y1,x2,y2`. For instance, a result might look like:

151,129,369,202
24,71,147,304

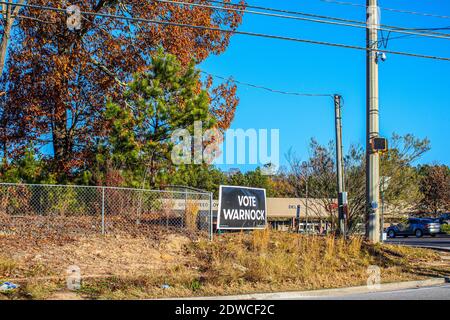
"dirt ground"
0,233,190,280
1,230,449,300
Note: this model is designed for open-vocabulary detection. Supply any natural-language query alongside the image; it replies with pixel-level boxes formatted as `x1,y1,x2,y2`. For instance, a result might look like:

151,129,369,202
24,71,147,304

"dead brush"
247,258,270,282
348,236,363,257
273,232,301,254
251,227,271,252
336,235,347,258
1,228,446,299
185,201,199,232
305,235,321,257
265,250,299,282
323,234,336,262
0,256,16,277
299,235,322,279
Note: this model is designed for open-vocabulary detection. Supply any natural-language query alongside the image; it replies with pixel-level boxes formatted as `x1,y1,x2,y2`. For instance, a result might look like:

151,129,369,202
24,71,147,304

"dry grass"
0,228,448,300
185,201,200,233
0,256,16,277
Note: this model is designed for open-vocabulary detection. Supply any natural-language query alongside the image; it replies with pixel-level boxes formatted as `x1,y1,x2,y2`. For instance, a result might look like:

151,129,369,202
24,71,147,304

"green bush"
441,224,450,234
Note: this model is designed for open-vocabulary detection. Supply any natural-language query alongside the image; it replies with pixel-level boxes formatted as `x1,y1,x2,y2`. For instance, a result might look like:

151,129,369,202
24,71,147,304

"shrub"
441,224,450,234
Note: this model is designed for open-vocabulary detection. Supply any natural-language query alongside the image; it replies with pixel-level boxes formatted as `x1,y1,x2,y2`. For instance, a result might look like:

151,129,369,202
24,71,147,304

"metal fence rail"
0,183,213,239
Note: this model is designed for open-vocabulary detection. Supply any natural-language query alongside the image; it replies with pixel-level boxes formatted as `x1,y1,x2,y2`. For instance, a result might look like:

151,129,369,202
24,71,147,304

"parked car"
437,213,450,225
386,218,441,238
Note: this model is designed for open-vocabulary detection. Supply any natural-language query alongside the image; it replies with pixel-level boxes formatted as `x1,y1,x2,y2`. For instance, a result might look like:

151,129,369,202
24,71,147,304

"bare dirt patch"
1,230,449,300
0,233,190,281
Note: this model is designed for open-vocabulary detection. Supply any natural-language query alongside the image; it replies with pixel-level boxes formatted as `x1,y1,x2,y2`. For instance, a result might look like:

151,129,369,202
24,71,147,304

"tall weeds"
251,228,270,252
185,201,199,232
197,230,376,289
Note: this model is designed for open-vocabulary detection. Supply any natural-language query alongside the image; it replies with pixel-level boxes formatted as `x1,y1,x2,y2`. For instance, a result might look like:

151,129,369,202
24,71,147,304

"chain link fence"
0,183,213,239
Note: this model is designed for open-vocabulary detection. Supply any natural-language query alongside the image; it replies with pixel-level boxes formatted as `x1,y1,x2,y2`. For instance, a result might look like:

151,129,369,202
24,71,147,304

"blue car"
386,218,441,238
438,213,450,225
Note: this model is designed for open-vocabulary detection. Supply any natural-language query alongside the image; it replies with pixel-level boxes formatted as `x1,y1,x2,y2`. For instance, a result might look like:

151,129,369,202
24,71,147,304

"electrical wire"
82,12,336,99
377,26,450,48
201,71,334,97
3,0,449,40
206,0,368,24
1,1,450,62
81,12,336,99
203,0,450,38
320,0,450,20
0,10,57,24
155,0,450,41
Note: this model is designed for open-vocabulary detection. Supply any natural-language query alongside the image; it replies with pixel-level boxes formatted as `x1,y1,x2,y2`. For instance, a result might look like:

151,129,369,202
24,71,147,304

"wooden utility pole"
334,94,346,236
366,0,381,243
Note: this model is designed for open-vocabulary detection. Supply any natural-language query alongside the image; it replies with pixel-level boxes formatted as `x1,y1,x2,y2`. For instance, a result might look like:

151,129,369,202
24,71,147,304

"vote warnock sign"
217,185,267,230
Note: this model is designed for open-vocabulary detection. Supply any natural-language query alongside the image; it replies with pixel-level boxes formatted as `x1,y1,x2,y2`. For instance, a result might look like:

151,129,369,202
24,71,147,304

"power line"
6,0,449,39
199,0,371,25
0,10,57,24
203,0,450,38
156,0,450,41
201,71,334,97
84,13,334,98
320,0,450,20
2,1,450,62
85,20,332,99
378,27,450,48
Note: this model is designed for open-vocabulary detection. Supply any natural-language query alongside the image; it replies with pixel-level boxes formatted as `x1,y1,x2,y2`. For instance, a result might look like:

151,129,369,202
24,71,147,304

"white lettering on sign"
237,195,257,207
223,208,265,220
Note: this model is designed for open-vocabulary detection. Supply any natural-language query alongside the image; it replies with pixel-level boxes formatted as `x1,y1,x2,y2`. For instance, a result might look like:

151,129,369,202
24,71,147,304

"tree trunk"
49,0,109,173
0,1,12,79
0,1,25,78
0,20,11,78
52,111,68,165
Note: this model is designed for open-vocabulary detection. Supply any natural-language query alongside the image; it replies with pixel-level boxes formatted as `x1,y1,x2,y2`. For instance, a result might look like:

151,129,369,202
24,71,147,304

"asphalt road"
385,234,450,251
316,284,450,300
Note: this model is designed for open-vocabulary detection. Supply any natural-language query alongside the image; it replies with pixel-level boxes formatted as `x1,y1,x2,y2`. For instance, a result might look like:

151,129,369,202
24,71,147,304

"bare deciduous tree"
418,165,450,215
285,133,432,233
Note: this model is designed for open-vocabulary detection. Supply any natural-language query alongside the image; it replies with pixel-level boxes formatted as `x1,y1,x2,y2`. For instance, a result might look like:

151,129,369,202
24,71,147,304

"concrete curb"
410,245,450,252
169,278,447,300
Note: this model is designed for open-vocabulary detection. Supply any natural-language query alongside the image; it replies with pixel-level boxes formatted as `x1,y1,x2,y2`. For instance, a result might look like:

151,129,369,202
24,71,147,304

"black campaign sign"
217,185,267,230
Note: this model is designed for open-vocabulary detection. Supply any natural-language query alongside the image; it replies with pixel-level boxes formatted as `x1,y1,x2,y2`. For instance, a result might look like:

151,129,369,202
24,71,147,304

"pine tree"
103,49,215,187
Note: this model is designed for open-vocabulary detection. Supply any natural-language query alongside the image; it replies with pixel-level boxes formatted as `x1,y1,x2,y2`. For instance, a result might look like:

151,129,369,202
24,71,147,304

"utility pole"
334,94,346,236
366,0,380,243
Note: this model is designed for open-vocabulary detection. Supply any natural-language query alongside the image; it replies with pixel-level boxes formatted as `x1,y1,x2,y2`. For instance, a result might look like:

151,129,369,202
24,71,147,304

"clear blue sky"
200,0,450,172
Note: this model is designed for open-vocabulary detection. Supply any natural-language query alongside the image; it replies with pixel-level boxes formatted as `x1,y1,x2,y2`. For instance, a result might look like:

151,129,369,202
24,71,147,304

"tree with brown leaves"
1,0,242,177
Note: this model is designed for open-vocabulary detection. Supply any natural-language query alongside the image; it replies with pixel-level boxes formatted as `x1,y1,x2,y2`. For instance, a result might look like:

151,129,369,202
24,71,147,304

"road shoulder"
168,278,448,300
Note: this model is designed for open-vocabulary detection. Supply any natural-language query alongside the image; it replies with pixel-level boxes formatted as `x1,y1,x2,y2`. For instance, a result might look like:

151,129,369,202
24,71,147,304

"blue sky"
200,0,450,172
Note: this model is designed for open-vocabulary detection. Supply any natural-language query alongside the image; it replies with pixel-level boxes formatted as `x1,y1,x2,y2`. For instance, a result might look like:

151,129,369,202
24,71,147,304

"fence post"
209,192,213,241
166,192,169,229
101,187,105,235
183,190,187,228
